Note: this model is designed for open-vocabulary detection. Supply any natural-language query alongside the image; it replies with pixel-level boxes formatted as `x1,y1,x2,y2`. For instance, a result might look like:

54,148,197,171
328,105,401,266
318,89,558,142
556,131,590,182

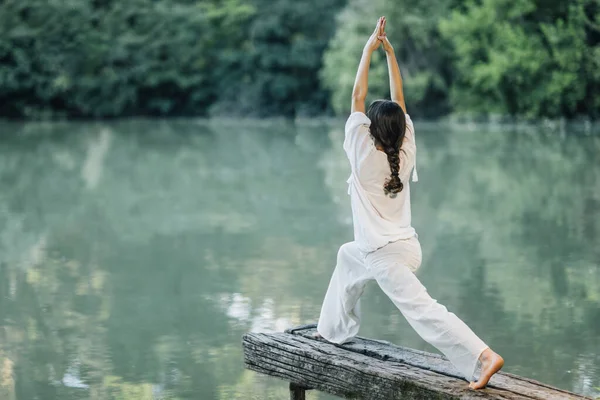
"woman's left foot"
312,332,323,339
469,348,504,390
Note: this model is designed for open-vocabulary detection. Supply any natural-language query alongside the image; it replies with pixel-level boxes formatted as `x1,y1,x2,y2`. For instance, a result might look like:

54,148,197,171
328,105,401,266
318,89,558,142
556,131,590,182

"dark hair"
366,100,407,197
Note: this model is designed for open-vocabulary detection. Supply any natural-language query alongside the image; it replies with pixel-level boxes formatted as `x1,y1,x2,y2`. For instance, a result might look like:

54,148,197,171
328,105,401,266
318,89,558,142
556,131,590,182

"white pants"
317,236,489,381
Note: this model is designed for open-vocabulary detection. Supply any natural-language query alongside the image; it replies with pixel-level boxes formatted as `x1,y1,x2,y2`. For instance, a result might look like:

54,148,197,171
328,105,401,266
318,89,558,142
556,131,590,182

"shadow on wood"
242,323,592,399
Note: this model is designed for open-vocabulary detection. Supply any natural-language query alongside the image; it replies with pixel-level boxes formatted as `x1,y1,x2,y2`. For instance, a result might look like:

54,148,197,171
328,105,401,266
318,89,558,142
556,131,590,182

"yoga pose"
314,16,504,389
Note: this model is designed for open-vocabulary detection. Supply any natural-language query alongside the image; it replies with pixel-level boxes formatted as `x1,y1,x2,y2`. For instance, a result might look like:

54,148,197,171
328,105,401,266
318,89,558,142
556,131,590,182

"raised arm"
351,17,385,113
379,17,407,114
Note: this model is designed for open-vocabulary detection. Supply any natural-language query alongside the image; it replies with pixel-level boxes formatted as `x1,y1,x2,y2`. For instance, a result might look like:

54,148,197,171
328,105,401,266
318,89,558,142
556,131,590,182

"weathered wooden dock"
242,323,592,400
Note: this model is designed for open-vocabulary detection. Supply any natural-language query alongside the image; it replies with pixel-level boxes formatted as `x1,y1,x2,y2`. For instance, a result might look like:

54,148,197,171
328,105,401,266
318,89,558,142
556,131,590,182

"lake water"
0,118,599,399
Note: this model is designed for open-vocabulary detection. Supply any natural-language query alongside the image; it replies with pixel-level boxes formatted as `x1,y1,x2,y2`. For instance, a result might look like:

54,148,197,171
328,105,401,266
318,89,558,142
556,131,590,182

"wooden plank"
242,324,592,400
289,382,307,400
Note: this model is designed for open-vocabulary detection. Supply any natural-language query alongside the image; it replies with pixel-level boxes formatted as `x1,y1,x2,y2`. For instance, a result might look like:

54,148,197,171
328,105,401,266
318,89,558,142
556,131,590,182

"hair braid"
383,146,403,197
366,99,407,198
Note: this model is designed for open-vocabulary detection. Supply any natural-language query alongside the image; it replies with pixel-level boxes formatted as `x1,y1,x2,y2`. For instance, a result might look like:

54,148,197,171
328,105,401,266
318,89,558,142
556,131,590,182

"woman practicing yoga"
314,16,504,389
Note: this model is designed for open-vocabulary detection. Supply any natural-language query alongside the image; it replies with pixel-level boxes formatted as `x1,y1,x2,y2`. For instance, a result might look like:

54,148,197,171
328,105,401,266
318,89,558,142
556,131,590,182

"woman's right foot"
469,348,504,390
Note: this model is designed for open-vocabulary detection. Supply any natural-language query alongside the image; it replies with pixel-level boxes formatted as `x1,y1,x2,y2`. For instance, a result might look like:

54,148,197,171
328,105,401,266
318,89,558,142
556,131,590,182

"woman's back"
344,111,417,253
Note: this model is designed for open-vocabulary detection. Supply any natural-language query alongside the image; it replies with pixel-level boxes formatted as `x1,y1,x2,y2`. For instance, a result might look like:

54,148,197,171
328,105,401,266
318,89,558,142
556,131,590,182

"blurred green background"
1,2,600,400
0,0,598,120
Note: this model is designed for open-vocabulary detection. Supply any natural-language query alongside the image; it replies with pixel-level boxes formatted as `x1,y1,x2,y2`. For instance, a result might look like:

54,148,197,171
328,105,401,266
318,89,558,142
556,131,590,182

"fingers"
372,16,388,47
374,16,383,33
375,16,386,38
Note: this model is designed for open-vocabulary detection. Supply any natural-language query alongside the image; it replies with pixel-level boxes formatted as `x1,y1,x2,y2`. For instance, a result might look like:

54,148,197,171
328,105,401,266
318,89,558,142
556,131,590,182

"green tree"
439,0,600,118
209,0,347,118
0,0,347,119
321,0,455,118
0,0,254,119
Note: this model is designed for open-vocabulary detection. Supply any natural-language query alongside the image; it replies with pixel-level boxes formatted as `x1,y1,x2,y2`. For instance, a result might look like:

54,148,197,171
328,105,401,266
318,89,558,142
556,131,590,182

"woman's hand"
378,16,406,113
378,17,394,54
352,16,386,112
363,17,385,53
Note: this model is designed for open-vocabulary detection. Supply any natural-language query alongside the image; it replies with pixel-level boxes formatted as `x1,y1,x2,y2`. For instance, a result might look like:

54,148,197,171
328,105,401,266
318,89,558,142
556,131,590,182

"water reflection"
81,129,112,190
0,119,598,399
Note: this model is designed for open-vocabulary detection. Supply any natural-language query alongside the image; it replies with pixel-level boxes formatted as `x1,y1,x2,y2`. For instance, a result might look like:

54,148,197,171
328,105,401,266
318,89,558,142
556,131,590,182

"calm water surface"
0,118,599,399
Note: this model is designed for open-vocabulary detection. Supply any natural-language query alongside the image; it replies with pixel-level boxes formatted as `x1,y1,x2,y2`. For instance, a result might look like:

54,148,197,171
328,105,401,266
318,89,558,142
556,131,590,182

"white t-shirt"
343,111,418,253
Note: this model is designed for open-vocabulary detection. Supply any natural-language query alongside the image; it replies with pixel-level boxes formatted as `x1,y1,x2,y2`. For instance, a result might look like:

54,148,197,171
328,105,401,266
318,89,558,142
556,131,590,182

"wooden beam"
242,324,592,400
289,382,306,400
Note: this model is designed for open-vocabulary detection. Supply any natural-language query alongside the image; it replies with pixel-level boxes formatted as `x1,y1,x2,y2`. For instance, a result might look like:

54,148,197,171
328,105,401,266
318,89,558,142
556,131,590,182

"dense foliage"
439,0,600,119
210,0,346,117
0,0,343,119
0,0,598,119
323,0,599,119
322,0,456,119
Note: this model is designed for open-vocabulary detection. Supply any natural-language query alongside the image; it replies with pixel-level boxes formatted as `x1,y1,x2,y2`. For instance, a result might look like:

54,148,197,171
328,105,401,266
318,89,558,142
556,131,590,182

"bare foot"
312,332,323,339
469,348,504,390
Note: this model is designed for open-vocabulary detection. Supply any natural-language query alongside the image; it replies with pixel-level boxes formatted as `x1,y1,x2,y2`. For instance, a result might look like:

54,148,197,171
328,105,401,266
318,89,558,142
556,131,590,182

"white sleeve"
399,114,418,182
343,112,372,170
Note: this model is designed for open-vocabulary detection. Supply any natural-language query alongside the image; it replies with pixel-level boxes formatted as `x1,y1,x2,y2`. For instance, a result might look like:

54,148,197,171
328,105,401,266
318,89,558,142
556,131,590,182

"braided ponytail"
383,147,403,197
366,99,407,198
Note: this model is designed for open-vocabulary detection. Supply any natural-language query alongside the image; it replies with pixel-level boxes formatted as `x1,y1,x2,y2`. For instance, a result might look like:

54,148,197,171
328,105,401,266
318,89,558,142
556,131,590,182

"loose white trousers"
317,236,489,381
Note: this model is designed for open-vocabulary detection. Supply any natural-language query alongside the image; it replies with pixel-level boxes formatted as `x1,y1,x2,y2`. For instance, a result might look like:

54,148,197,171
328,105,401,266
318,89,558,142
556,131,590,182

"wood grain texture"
242,324,591,400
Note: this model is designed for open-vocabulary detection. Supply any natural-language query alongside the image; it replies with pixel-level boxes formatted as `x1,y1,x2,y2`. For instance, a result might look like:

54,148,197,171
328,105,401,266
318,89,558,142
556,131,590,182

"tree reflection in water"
0,119,598,399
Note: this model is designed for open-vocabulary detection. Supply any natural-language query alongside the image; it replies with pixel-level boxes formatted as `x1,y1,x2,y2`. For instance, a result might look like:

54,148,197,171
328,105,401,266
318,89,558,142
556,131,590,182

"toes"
469,378,489,390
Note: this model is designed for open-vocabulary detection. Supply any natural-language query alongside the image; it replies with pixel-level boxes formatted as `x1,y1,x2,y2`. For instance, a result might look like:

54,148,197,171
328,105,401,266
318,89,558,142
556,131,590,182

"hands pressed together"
364,16,393,54
352,15,404,114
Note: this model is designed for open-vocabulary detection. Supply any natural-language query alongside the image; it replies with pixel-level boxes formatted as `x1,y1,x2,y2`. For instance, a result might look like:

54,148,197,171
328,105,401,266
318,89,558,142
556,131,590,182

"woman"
314,16,504,389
